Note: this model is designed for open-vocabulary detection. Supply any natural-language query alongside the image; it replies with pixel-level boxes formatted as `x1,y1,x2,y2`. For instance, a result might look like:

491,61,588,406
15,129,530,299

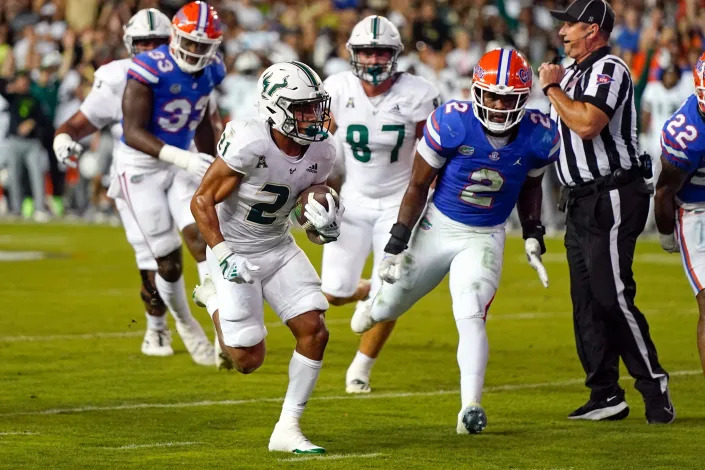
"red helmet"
171,1,223,73
472,48,532,133
693,52,705,112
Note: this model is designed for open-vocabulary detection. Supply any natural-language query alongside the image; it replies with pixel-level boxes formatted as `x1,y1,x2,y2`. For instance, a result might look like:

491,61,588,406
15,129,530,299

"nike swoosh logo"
606,396,617,402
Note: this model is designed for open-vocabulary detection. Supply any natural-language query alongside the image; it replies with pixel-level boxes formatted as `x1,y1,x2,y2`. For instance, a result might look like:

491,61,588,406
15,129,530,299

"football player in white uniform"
191,62,342,453
52,8,215,365
321,15,441,394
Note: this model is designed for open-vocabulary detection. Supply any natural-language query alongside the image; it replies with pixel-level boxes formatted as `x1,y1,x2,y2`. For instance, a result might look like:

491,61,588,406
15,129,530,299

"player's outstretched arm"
191,159,259,283
655,157,689,253
396,153,438,232
122,79,163,158
53,111,97,167
191,158,243,249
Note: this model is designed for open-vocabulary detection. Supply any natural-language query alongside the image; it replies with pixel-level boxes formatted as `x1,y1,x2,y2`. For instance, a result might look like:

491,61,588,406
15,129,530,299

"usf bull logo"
261,72,289,97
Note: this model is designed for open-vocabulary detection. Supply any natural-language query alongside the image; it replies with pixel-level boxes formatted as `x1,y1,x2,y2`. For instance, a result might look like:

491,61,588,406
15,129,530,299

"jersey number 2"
460,168,505,208
666,114,698,148
246,184,290,225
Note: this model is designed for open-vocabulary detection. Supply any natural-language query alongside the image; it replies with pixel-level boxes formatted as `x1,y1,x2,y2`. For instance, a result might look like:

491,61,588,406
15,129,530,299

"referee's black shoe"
568,388,630,421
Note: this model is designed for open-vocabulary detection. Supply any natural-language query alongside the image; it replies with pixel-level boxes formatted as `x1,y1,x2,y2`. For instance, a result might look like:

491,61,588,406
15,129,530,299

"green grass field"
1,222,704,469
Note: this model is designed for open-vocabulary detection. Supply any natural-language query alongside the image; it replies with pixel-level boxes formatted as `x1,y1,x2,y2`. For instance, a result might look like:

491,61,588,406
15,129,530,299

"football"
293,184,340,230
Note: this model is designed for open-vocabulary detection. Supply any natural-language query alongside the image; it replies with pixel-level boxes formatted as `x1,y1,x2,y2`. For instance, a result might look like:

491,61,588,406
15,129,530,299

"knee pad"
452,280,495,321
223,324,267,348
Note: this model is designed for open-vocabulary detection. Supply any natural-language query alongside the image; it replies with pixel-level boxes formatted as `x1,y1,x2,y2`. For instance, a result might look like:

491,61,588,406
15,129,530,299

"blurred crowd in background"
0,0,700,232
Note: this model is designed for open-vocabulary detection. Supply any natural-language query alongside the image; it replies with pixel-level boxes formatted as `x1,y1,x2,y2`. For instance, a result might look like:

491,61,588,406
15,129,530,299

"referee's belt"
568,167,643,200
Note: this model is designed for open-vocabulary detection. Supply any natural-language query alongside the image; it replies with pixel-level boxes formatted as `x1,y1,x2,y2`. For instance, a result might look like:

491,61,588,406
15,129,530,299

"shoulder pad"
425,101,469,150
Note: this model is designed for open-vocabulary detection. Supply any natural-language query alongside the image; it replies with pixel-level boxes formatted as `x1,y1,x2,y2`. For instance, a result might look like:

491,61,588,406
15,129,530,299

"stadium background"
0,0,698,223
2,1,705,468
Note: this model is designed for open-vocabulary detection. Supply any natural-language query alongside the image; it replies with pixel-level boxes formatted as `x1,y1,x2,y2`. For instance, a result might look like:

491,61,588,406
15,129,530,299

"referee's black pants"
565,179,669,402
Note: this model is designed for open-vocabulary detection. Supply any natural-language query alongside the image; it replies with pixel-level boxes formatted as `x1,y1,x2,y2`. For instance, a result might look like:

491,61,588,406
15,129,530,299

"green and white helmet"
122,8,171,57
257,61,331,145
346,15,403,85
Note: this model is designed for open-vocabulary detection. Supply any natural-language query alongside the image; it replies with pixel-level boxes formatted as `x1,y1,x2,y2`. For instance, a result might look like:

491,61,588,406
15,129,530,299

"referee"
539,0,674,424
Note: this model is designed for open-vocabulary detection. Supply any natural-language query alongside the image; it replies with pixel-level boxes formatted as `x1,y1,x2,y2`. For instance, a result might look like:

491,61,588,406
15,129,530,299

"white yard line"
0,431,38,436
2,370,699,418
278,452,383,462
105,441,201,450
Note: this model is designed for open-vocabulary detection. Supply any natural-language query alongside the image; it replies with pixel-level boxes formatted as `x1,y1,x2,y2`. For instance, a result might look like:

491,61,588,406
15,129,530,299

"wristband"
542,83,561,96
522,220,546,254
384,222,412,255
211,241,232,263
158,144,190,169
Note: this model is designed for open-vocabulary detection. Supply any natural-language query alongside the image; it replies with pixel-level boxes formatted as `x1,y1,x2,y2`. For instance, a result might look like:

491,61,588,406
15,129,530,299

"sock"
280,351,323,421
456,317,489,407
145,312,167,331
197,261,208,284
155,274,196,325
346,351,376,383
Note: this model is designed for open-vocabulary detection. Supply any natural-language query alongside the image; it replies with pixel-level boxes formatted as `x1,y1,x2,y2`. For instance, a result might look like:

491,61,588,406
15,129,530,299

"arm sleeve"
217,121,263,175
314,139,338,185
79,74,122,129
660,121,698,173
421,103,466,162
580,61,628,119
127,55,160,86
529,113,561,169
410,80,442,123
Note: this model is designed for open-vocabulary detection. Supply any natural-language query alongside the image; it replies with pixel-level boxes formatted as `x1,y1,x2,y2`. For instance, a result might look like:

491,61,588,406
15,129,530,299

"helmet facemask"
348,45,401,85
273,95,332,145
126,36,170,57
170,26,220,73
472,84,529,134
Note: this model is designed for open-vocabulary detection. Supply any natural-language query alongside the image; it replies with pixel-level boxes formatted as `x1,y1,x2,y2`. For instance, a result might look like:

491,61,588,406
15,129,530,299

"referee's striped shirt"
550,46,638,186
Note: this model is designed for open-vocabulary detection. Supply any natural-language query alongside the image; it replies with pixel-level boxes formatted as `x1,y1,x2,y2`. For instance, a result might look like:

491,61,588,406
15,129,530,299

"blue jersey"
421,100,560,226
660,94,705,204
123,44,226,150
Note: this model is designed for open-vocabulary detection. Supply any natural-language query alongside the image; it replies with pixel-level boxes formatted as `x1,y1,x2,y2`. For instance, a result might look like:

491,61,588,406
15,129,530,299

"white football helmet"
257,61,331,145
122,8,172,57
346,15,403,85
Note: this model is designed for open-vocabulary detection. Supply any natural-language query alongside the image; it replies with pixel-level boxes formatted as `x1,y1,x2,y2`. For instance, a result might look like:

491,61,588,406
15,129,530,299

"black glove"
522,220,546,255
383,222,412,255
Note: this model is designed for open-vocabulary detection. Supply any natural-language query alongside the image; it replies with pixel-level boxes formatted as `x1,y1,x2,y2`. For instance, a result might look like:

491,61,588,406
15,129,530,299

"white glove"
212,242,260,284
53,133,84,168
158,144,215,179
659,232,679,253
378,253,404,284
304,193,345,242
525,238,549,288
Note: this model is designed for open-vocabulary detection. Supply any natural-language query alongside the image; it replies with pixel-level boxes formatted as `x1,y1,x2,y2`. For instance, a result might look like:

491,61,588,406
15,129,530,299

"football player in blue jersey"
351,48,560,434
654,52,705,378
118,1,226,366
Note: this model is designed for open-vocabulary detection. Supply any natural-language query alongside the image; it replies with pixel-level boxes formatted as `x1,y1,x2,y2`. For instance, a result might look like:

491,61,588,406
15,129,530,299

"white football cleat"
457,403,487,434
345,378,371,394
175,320,215,367
141,328,174,357
192,274,216,308
350,298,375,334
268,420,325,454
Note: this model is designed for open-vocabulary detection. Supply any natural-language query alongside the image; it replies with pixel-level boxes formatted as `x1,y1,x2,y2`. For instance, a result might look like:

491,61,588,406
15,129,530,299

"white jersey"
641,80,690,156
79,58,128,143
325,71,440,201
217,119,336,253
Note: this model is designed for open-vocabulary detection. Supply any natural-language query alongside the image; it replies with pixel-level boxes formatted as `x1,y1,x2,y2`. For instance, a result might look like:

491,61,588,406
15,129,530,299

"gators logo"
473,65,485,80
518,67,531,84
